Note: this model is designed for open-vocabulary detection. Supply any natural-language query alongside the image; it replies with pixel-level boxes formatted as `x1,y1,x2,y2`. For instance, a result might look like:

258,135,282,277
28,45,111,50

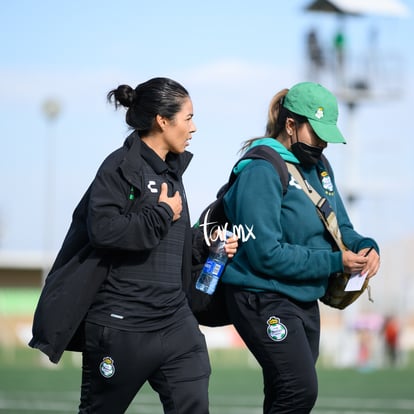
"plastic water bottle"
196,231,232,295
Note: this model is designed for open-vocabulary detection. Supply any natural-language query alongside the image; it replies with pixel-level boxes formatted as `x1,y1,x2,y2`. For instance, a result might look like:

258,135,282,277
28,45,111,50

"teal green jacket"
222,138,379,302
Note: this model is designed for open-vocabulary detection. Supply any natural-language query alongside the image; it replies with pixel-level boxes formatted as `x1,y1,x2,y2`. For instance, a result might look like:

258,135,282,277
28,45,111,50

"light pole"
41,98,61,281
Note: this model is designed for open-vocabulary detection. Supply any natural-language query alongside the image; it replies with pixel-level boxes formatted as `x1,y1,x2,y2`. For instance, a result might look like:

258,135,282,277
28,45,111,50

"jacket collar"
120,131,193,187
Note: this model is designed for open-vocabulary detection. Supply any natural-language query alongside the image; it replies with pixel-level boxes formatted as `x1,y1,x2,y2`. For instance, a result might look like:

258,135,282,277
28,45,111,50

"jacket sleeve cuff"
158,201,174,219
356,238,380,255
330,250,344,273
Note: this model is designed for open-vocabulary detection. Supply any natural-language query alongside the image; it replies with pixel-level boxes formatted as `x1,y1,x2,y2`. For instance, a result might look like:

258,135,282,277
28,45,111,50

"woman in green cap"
220,82,381,413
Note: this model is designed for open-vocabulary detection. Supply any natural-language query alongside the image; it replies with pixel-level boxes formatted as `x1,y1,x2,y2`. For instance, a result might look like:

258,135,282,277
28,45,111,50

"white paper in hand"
345,272,367,292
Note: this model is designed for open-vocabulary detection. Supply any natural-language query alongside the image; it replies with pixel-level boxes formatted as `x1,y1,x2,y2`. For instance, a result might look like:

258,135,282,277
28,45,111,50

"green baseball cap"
283,82,346,144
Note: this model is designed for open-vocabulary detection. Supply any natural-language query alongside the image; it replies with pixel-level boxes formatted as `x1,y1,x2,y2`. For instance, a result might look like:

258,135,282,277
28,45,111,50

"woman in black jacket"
29,77,237,414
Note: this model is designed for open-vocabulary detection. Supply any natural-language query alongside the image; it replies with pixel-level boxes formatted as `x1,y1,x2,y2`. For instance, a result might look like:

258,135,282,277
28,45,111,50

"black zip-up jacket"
29,132,206,363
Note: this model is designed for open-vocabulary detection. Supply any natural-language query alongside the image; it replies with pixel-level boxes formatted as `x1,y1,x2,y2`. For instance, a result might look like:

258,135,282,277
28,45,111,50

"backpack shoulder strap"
195,145,289,229
320,154,333,177
230,145,289,194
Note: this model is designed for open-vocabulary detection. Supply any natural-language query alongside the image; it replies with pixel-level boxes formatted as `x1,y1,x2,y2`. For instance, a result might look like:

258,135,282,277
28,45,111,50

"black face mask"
291,142,323,168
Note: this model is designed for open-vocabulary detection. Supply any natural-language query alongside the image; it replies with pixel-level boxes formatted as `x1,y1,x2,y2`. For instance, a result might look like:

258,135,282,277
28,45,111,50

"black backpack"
189,145,290,326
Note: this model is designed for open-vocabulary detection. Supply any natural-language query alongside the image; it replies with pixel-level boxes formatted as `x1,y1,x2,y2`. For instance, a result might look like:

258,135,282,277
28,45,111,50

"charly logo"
266,316,288,342
99,356,115,378
147,180,158,193
289,175,302,190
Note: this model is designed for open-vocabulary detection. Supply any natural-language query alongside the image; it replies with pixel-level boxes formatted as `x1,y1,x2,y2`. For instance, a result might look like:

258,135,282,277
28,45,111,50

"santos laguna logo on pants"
199,208,256,246
99,356,116,378
266,316,288,342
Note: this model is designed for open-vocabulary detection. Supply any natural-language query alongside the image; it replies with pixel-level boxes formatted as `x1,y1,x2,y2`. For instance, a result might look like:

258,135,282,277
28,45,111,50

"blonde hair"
241,88,290,153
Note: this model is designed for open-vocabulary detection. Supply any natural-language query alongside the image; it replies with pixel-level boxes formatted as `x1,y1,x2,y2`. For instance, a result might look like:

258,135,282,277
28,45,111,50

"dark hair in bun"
107,77,189,136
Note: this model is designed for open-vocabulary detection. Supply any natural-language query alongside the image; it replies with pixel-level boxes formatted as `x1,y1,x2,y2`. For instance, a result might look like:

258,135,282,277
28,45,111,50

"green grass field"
1,347,413,413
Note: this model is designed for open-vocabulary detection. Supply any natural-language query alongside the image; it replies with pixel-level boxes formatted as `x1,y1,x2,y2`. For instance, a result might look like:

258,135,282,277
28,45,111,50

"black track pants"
225,287,320,414
79,315,211,414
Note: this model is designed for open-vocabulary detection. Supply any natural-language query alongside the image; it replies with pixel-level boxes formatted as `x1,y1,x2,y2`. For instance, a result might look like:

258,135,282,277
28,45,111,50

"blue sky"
1,0,413,255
